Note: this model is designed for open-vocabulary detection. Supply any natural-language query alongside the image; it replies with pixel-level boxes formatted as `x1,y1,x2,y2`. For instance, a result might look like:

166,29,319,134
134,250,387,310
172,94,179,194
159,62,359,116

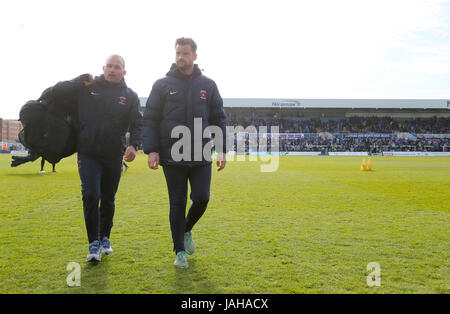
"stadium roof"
222,98,450,109
139,98,450,109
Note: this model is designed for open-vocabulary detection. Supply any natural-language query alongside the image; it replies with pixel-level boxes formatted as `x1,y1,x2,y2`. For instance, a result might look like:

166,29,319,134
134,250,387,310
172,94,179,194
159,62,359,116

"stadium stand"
226,116,449,153
139,97,449,154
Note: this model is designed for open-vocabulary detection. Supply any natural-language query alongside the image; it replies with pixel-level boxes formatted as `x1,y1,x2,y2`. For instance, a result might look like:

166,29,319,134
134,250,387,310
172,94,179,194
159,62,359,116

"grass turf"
0,154,448,293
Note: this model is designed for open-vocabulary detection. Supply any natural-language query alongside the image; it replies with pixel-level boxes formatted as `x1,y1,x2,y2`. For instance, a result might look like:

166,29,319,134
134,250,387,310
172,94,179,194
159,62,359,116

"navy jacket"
143,64,227,166
52,74,143,159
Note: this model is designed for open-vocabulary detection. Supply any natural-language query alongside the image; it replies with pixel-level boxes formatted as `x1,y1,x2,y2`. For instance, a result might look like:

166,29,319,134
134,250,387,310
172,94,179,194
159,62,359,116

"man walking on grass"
52,55,142,262
143,38,227,268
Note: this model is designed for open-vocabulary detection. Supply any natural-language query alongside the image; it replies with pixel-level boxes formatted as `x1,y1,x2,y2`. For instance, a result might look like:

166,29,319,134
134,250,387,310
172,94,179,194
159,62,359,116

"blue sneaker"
174,251,189,269
100,237,113,255
86,240,101,262
184,231,195,255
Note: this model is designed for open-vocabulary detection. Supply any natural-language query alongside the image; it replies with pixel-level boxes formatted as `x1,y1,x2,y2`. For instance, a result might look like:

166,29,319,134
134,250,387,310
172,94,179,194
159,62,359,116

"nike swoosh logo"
169,91,178,95
90,92,100,96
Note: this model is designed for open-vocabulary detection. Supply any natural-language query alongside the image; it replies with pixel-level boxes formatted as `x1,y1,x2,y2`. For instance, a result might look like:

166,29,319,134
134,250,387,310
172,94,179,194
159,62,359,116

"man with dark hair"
175,37,197,54
143,38,227,269
52,55,142,262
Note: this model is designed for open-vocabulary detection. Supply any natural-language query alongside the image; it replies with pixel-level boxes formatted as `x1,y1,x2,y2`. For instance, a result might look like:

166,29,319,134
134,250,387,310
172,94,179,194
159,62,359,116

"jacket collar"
96,74,127,89
167,63,202,81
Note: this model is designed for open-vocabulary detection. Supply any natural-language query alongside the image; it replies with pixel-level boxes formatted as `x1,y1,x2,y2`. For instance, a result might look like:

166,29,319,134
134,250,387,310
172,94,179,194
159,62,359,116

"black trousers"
162,164,211,253
78,153,123,243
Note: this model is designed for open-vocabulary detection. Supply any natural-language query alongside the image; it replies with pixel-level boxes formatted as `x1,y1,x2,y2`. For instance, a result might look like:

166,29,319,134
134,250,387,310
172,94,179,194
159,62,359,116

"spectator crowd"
227,116,449,134
226,116,450,153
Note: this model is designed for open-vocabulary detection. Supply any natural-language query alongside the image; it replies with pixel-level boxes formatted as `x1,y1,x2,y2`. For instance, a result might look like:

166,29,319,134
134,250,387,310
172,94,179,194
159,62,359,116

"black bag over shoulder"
18,88,78,164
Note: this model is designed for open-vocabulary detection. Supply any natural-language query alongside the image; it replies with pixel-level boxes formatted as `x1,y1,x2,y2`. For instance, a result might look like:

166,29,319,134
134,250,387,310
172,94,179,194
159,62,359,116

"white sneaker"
100,237,113,255
86,240,102,262
174,251,189,269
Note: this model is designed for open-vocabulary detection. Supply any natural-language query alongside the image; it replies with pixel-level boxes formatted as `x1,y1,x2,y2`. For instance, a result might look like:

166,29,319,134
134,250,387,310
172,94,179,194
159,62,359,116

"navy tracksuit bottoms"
78,153,123,244
162,163,211,253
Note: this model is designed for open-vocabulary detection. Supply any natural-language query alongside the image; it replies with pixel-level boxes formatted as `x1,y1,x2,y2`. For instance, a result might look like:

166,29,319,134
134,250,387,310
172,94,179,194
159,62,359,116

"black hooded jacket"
16,75,89,164
142,64,227,166
52,74,143,159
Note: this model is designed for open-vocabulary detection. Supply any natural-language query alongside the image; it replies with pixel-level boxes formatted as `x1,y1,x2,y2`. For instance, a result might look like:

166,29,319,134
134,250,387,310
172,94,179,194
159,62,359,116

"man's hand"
148,152,160,170
124,146,137,162
217,152,226,171
84,74,95,86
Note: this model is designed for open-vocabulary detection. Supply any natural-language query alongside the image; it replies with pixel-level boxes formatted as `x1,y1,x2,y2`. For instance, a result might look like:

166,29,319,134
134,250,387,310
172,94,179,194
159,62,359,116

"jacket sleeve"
142,80,165,154
208,80,228,153
128,93,143,150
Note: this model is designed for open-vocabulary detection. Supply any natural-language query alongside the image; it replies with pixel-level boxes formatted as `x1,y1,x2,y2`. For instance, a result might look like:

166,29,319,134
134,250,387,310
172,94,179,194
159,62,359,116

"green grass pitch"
0,154,448,293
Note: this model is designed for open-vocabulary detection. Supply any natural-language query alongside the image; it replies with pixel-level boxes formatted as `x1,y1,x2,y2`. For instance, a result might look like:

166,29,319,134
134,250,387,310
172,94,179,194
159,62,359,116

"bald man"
52,55,143,262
